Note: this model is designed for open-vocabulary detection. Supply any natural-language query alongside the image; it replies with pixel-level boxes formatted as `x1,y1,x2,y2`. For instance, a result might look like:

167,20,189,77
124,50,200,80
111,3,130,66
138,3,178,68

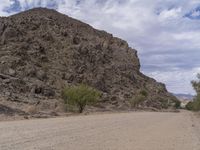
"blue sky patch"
185,6,200,19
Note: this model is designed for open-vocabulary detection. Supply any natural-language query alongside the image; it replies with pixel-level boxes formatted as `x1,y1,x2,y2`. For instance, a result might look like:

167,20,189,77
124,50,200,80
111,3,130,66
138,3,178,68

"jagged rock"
26,67,36,77
8,68,16,76
36,70,47,81
0,104,27,116
73,36,81,45
0,23,5,35
2,27,19,44
34,86,43,94
0,8,178,115
43,87,55,97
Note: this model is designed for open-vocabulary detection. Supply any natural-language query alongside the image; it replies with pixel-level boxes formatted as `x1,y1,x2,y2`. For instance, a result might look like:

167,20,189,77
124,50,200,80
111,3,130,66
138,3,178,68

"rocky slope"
0,8,178,116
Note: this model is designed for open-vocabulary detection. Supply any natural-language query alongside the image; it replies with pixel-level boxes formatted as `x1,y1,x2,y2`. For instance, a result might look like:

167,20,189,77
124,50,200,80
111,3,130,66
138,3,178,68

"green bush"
174,100,181,109
140,90,148,97
186,74,200,111
130,95,146,108
156,97,169,109
62,84,100,113
130,89,148,108
186,101,195,111
186,95,200,111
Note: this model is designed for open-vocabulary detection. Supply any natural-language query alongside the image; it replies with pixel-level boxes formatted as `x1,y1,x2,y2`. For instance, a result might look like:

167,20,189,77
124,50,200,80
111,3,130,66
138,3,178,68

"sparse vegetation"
186,74,200,111
186,95,200,111
156,96,169,109
174,100,181,109
185,101,194,110
130,95,146,108
130,90,148,108
140,89,148,97
62,84,100,113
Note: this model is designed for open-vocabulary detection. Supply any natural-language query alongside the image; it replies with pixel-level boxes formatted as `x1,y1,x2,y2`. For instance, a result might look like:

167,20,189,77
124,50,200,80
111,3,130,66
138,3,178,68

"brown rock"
0,8,178,115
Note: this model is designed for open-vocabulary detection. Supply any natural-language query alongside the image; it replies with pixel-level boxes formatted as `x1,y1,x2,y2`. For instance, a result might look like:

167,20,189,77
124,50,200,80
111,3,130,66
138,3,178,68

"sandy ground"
0,111,199,150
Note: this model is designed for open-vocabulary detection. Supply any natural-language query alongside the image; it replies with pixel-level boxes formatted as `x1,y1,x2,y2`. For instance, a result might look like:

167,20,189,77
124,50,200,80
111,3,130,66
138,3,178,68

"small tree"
191,74,200,94
140,89,148,97
62,84,100,113
130,89,149,108
130,94,146,108
186,101,194,110
174,100,181,109
186,74,200,111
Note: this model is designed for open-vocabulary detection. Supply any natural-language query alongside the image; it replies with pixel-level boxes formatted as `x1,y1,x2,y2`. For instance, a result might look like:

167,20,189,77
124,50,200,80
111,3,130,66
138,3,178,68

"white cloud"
145,67,200,94
158,7,182,20
0,0,14,16
191,10,200,17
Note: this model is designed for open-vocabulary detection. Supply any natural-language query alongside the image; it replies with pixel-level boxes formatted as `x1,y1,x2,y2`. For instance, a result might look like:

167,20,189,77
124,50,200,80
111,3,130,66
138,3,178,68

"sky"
0,0,200,95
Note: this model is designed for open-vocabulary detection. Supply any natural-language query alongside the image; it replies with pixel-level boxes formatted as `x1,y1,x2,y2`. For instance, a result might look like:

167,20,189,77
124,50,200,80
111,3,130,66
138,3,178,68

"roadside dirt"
0,111,199,150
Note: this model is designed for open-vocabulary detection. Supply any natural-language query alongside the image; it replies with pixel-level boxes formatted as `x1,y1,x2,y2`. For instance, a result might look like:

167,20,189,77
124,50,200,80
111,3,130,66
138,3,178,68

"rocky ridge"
0,8,178,117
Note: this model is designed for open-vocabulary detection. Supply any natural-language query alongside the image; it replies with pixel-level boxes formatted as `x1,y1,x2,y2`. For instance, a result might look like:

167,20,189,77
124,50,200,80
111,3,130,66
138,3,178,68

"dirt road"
0,111,199,150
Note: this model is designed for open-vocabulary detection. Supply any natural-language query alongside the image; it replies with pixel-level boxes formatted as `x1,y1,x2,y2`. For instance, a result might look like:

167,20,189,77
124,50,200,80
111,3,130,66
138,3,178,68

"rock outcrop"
0,8,178,116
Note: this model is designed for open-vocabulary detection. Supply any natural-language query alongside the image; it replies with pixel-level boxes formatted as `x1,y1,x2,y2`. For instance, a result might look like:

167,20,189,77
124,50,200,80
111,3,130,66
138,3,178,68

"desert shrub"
62,84,100,113
140,89,148,97
186,101,194,110
130,95,146,108
186,74,200,111
185,100,200,111
157,97,169,109
187,95,200,111
174,100,181,109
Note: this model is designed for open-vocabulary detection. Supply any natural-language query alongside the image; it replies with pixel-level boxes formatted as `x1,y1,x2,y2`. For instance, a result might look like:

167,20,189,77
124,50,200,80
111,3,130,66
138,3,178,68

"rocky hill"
0,8,178,117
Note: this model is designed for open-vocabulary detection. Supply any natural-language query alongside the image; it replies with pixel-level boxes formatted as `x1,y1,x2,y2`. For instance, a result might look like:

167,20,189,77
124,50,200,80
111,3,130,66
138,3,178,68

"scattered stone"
73,36,80,45
8,68,16,76
24,115,29,119
36,70,47,81
3,79,11,84
43,87,55,97
5,92,11,96
0,104,27,116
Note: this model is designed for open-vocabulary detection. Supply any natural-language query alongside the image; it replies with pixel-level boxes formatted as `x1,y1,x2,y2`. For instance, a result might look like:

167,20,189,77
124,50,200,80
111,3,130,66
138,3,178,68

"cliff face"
0,8,177,115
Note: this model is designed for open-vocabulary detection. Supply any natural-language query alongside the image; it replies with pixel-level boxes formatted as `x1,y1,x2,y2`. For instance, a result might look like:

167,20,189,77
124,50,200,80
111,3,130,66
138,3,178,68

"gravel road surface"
0,111,199,150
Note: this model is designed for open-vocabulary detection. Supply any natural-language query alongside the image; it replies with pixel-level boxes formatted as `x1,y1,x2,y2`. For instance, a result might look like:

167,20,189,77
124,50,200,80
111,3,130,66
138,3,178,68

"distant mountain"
173,93,194,101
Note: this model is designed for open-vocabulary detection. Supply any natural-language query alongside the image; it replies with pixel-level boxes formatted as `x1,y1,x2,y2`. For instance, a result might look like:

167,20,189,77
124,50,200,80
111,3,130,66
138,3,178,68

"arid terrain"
0,4,199,150
0,8,178,116
0,111,199,150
